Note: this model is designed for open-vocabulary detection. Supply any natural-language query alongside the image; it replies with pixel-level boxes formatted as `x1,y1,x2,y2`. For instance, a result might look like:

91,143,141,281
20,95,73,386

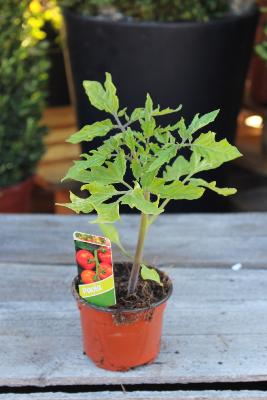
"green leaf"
83,80,107,112
98,223,125,252
187,109,220,136
141,264,162,286
149,178,205,200
144,93,153,120
62,149,110,182
81,183,118,205
140,168,158,189
164,156,190,181
141,117,156,138
104,72,119,113
86,151,126,185
177,117,188,141
131,159,142,180
130,107,145,122
67,119,113,144
192,131,242,168
118,107,127,117
56,192,93,214
152,104,182,117
62,161,93,183
147,145,177,172
124,129,137,152
83,73,119,114
190,179,237,196
92,202,120,223
121,187,162,215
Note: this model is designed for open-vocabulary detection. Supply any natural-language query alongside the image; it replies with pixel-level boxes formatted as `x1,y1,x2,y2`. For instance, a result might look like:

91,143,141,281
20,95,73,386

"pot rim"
72,270,173,314
64,5,258,29
0,176,34,193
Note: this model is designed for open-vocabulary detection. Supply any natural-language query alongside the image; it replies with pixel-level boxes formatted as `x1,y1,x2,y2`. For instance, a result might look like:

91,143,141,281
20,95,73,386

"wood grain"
1,263,267,387
0,391,267,400
1,214,267,397
0,213,267,267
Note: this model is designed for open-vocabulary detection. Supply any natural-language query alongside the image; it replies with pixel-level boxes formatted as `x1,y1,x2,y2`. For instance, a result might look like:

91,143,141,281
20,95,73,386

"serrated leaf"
131,159,142,180
92,202,120,223
62,161,93,183
98,223,124,249
67,119,113,144
147,145,177,172
121,187,162,215
83,73,119,114
141,117,156,138
104,72,119,113
152,104,182,117
190,179,237,196
57,192,93,214
83,80,107,112
62,150,110,182
145,93,153,120
81,183,118,205
141,264,162,286
177,117,188,141
118,107,127,117
124,129,137,152
192,131,242,168
130,107,145,122
164,156,190,181
187,109,220,136
140,167,158,189
149,178,205,200
86,151,126,185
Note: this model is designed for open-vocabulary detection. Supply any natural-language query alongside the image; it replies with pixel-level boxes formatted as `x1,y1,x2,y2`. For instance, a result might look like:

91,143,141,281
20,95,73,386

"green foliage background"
59,0,230,22
256,24,267,61
0,0,49,188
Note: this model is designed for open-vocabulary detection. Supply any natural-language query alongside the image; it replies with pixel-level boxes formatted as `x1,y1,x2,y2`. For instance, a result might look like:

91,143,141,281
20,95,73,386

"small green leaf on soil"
141,264,163,286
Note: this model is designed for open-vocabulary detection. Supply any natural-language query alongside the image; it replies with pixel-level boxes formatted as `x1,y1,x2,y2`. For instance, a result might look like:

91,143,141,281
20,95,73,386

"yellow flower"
28,16,44,29
29,0,42,15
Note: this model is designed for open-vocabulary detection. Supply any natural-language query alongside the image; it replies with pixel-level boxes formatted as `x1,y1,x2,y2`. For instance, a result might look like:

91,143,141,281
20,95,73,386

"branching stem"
127,192,150,295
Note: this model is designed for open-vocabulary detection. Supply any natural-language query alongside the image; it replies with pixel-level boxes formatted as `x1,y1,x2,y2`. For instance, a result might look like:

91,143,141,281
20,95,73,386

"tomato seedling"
60,73,241,295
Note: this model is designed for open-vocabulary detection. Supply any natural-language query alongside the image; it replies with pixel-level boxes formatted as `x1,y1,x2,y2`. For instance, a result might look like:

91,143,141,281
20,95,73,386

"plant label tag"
73,231,116,307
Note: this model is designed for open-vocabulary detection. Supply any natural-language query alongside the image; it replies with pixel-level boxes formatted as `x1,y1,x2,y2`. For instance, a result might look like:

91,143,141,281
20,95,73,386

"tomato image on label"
76,249,96,270
97,247,112,264
99,262,113,280
81,270,97,284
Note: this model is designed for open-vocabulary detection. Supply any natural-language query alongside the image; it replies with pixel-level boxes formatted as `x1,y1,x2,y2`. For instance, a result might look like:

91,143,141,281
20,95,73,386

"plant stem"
127,210,148,295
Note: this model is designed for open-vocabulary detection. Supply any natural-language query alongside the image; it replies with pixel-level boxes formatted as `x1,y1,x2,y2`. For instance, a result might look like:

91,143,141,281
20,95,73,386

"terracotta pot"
0,177,33,213
72,272,172,371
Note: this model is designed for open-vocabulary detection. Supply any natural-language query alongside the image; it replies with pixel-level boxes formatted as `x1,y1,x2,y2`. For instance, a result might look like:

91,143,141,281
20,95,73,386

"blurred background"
1,0,267,214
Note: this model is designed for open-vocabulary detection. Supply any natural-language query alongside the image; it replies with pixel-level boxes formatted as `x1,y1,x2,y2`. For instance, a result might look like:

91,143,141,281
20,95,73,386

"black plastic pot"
64,8,258,212
64,8,258,138
45,23,70,107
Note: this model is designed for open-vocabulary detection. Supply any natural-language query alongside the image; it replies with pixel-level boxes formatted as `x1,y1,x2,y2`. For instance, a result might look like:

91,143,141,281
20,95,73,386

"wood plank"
0,391,267,400
0,213,267,267
1,264,267,387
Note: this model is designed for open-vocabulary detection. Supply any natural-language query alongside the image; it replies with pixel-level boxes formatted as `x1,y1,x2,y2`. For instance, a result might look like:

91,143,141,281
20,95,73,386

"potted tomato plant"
60,73,241,371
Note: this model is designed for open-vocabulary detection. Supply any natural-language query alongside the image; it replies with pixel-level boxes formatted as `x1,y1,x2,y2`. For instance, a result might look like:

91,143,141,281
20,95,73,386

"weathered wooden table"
1,213,267,400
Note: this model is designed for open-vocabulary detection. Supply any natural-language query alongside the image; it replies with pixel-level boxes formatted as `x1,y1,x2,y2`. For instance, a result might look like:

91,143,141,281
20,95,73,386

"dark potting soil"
112,262,172,310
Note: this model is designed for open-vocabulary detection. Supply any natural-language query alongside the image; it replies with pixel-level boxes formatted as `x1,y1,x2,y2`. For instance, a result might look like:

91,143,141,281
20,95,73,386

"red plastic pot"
0,177,33,213
72,273,172,371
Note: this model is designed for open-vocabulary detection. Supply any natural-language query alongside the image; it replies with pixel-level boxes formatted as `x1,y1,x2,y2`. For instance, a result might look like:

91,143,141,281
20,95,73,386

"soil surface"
112,262,172,310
